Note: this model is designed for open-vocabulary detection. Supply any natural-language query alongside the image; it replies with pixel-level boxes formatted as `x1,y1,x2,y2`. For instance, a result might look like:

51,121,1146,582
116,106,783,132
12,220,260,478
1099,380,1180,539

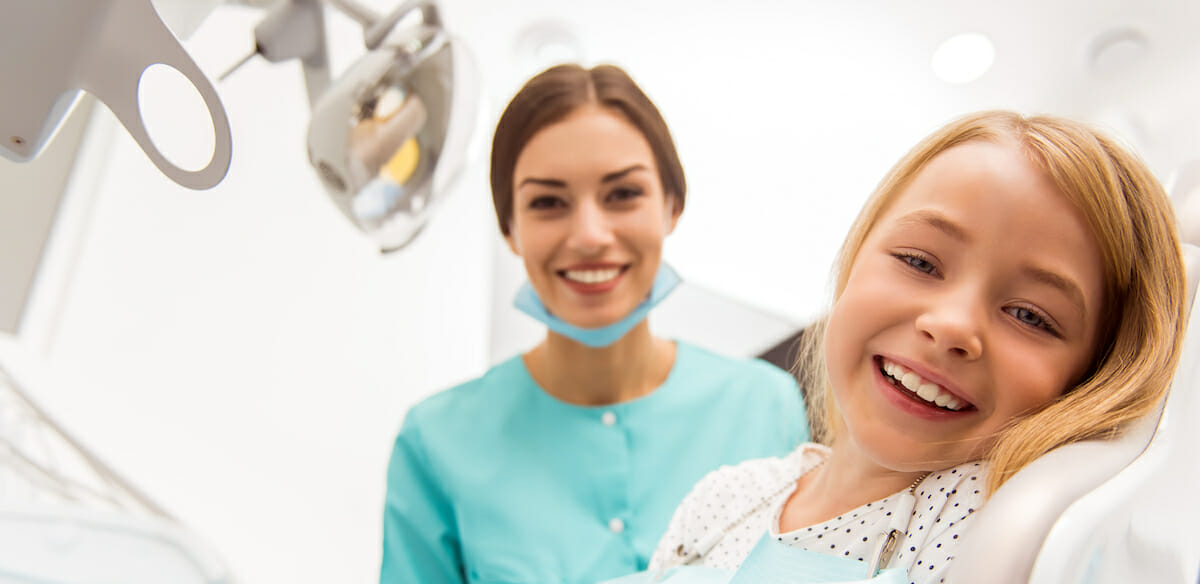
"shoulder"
911,460,987,528
894,460,988,582
684,444,824,511
651,445,826,569
402,355,528,430
674,341,799,394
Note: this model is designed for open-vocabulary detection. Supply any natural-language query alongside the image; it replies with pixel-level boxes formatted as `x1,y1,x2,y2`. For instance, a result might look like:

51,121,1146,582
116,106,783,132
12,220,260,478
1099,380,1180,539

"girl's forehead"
878,141,1055,221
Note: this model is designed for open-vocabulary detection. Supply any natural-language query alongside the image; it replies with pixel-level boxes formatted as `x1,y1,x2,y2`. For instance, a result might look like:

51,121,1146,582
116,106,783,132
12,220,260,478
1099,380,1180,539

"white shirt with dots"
649,444,986,584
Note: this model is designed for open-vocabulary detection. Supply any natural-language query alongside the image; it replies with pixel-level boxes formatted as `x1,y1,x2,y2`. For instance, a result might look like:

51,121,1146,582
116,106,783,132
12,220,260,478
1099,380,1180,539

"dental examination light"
0,0,233,190
226,0,481,252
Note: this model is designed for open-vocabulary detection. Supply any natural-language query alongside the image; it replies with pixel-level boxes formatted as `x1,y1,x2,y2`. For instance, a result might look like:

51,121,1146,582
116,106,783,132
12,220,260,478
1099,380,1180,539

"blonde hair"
795,111,1186,495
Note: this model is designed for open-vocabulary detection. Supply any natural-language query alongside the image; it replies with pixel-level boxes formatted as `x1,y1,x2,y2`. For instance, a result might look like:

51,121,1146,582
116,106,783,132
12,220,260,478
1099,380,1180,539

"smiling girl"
645,111,1185,583
379,64,809,584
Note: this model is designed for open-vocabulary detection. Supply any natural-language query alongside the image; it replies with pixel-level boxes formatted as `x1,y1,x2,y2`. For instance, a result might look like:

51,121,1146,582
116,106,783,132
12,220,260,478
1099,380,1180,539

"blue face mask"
513,263,681,348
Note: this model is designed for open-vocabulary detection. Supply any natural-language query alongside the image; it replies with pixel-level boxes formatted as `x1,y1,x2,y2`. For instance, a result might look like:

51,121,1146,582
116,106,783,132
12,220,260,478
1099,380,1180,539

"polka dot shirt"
649,444,986,584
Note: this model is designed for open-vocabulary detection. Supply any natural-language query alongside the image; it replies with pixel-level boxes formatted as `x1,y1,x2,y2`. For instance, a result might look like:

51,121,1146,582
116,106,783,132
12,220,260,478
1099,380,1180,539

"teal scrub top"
380,341,808,584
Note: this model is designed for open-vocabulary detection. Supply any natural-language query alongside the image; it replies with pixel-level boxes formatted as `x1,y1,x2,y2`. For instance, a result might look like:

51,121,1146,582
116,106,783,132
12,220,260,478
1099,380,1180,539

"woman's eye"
529,196,565,210
607,186,643,202
1005,306,1059,335
896,253,938,275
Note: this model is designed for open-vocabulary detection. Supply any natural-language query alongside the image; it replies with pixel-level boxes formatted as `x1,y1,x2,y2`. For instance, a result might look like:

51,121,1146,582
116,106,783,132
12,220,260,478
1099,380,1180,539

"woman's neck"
779,436,928,533
523,321,676,406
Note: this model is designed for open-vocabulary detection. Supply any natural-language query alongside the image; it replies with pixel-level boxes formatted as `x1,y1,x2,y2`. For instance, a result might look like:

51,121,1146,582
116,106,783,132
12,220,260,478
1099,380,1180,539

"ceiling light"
931,32,995,85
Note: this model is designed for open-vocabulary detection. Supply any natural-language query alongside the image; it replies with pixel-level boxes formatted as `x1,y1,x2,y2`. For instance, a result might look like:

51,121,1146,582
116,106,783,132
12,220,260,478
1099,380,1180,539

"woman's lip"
876,354,973,406
558,262,628,271
557,265,628,294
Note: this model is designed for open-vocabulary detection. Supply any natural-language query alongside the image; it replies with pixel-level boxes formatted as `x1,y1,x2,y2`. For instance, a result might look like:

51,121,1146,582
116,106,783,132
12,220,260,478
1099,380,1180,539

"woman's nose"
566,201,615,253
914,289,985,360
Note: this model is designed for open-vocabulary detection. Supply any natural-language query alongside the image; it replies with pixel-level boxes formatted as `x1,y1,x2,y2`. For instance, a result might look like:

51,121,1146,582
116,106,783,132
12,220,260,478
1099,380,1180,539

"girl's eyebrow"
896,210,971,243
1022,265,1087,319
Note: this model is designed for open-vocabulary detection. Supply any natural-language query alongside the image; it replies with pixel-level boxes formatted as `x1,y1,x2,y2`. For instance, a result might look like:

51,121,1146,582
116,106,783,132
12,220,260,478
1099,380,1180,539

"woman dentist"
380,63,808,584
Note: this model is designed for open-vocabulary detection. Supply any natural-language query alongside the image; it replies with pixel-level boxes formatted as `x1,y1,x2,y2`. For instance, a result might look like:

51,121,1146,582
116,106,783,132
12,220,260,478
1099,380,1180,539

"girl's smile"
876,355,973,414
825,139,1107,473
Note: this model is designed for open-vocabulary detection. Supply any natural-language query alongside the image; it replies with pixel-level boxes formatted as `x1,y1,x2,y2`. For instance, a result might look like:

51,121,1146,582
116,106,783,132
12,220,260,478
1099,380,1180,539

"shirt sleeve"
380,413,465,584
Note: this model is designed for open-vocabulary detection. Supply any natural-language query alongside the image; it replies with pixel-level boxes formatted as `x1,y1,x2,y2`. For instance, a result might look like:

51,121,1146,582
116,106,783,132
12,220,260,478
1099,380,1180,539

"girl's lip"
876,354,973,406
878,354,979,417
874,363,974,419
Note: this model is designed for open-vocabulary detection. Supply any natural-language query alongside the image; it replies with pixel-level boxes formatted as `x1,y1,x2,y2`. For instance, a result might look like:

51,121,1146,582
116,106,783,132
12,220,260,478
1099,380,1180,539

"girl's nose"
914,289,985,360
566,200,615,254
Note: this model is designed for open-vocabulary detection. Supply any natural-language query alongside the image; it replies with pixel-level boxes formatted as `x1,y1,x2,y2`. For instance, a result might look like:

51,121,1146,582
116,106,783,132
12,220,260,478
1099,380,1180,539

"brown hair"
798,111,1186,495
489,64,687,235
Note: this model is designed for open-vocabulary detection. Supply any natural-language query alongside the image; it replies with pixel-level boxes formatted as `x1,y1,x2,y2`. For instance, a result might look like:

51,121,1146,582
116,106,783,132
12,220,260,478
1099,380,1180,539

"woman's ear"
504,229,521,255
665,195,682,235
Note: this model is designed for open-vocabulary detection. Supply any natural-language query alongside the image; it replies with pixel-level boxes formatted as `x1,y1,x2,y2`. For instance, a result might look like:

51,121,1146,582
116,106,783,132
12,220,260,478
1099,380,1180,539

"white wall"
6,1,1200,583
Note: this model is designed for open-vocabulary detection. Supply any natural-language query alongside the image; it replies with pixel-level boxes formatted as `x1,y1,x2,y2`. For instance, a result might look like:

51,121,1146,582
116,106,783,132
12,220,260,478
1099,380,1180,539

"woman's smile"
558,263,631,294
506,104,679,329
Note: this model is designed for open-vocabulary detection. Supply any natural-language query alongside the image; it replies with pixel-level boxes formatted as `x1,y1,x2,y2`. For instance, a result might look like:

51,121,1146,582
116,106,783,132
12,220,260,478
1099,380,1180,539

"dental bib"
599,534,908,584
513,264,681,348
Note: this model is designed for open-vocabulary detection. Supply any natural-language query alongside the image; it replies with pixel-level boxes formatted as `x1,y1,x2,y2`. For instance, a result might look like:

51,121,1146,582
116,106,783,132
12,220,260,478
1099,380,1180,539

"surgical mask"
513,263,681,348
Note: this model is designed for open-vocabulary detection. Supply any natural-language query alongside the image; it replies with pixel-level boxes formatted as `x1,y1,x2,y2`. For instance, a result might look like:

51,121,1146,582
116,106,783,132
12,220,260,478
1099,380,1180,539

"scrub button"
608,518,625,534
601,411,617,426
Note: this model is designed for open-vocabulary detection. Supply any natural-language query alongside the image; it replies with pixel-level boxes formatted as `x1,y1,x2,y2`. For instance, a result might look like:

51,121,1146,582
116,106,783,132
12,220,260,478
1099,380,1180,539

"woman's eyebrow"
517,177,566,188
516,165,646,189
601,164,648,183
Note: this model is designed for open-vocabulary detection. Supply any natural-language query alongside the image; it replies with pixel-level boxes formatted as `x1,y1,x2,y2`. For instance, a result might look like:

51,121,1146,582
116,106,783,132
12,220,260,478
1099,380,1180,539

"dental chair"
0,339,234,584
947,186,1200,582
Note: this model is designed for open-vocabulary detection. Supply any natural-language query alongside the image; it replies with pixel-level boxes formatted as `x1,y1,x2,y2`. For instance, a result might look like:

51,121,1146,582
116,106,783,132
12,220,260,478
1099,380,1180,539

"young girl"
380,64,808,584
642,111,1186,583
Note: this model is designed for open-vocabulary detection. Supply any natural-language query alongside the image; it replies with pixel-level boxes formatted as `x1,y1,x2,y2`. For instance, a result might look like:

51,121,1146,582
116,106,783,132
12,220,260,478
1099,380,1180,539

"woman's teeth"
881,360,965,411
564,268,621,284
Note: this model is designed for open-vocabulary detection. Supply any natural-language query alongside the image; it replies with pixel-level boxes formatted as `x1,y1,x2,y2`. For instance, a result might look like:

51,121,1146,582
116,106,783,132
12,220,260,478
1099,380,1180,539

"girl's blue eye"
1012,307,1042,326
1005,306,1059,335
897,253,937,275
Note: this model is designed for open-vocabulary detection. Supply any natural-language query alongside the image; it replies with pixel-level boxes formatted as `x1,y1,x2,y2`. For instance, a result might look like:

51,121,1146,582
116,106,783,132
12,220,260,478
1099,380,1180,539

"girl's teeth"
917,383,939,402
882,359,965,411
